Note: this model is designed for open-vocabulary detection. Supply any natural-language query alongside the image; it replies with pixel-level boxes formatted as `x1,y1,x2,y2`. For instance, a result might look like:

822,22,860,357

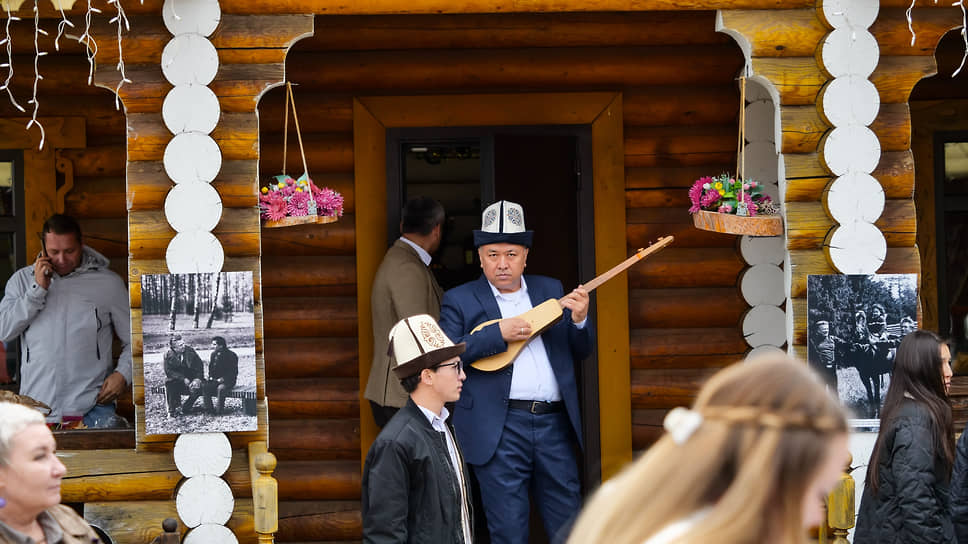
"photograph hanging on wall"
141,271,257,435
807,273,918,426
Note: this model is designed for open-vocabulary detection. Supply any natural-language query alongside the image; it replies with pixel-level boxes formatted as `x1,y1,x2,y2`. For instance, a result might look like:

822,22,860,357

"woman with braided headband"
855,330,955,543
566,353,849,544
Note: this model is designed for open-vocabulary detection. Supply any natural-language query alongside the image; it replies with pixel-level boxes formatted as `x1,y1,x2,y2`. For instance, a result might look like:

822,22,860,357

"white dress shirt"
399,236,432,266
417,404,472,543
488,277,585,402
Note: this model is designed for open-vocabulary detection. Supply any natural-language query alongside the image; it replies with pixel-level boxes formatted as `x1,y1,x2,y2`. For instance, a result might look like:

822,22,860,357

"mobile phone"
36,232,50,276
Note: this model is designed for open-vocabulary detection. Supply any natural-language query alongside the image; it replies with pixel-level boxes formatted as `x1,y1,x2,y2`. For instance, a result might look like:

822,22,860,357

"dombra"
469,236,674,372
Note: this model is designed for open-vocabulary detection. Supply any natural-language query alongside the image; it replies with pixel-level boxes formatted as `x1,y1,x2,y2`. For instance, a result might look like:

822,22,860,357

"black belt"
508,400,564,414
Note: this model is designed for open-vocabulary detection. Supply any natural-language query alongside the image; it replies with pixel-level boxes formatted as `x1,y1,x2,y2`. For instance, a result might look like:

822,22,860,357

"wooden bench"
150,384,257,416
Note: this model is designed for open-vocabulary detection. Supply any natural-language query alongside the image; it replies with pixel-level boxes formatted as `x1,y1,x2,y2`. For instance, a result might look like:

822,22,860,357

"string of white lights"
0,2,24,112
107,0,131,109
78,0,100,85
26,0,47,149
54,1,75,52
953,0,968,76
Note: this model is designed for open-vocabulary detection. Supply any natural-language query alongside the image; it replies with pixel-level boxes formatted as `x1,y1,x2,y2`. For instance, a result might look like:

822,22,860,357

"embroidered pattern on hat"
483,208,498,230
507,207,524,227
420,321,447,348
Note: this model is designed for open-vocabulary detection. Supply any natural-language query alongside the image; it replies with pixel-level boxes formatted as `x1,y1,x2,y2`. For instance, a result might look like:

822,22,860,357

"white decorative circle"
176,475,234,527
164,132,222,183
165,182,223,233
745,344,787,362
166,231,225,274
163,0,222,37
825,172,885,224
163,84,221,135
740,264,786,307
820,28,879,79
173,433,232,477
821,0,879,30
822,125,881,176
740,235,785,266
821,76,880,127
827,221,886,274
161,34,219,86
183,524,238,544
744,100,775,144
744,141,779,185
742,305,787,348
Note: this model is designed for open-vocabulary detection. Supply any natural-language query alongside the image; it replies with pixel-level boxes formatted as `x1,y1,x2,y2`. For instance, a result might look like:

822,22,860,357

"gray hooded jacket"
0,245,132,421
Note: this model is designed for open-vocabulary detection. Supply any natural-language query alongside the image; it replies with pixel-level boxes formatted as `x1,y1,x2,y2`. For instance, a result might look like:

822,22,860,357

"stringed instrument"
469,236,674,372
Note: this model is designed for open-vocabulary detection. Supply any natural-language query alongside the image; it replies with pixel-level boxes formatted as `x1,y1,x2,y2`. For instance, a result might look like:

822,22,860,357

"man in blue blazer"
439,200,592,544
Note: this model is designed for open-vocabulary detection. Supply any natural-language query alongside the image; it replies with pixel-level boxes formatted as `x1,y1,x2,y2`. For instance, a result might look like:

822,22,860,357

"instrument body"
469,236,673,371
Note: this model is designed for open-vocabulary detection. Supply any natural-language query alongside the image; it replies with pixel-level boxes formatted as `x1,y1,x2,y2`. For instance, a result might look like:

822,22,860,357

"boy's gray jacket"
0,245,132,420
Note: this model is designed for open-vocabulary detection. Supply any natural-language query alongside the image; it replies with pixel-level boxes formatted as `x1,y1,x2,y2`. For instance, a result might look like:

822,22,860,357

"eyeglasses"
435,359,463,373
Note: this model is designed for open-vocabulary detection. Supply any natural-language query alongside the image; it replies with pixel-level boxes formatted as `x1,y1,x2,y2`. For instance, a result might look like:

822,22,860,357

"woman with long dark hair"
855,330,955,543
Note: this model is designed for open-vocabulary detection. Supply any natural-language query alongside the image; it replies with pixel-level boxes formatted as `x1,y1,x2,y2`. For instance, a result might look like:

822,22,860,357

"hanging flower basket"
688,173,783,237
260,82,344,229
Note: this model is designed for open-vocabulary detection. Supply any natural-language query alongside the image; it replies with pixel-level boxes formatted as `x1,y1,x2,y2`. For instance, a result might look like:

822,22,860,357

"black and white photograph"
807,273,918,424
141,271,257,435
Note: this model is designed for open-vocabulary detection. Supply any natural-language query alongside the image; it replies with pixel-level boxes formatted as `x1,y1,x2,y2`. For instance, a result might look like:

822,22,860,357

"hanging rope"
283,82,317,212
735,75,748,216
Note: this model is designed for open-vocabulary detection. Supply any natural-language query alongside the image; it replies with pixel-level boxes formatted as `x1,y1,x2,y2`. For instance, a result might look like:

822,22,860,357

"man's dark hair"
400,372,422,393
400,197,444,236
212,336,227,348
42,214,82,242
169,334,183,347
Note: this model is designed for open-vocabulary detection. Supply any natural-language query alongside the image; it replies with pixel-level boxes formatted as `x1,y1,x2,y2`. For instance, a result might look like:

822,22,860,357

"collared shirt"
0,510,65,544
399,236,432,266
488,277,586,402
417,404,472,544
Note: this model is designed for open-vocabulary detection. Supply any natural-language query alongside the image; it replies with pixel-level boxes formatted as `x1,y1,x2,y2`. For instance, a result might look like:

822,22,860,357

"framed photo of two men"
807,273,918,427
140,271,258,435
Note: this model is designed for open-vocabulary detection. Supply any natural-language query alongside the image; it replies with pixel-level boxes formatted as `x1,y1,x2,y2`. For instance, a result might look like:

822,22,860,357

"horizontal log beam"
752,57,824,106
872,7,964,55
260,132,354,174
630,327,748,357
60,145,125,177
277,500,362,542
262,296,358,338
630,368,719,409
261,215,356,256
127,113,260,162
787,246,921,297
268,378,360,419
628,248,746,288
274,460,360,501
270,419,360,460
624,124,737,170
262,255,357,297
632,352,743,370
626,209,739,249
719,8,823,58
784,150,914,202
785,200,916,250
632,408,667,450
128,208,260,260
630,287,746,328
265,337,359,379
128,160,261,211
781,102,911,154
65,176,126,219
872,55,938,103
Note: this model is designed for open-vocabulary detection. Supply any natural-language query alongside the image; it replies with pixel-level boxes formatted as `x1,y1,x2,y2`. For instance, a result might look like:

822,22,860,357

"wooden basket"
692,210,783,237
263,214,338,229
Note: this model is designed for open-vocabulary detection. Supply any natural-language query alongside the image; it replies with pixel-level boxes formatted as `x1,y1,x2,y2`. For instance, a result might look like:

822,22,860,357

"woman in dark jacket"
855,330,955,543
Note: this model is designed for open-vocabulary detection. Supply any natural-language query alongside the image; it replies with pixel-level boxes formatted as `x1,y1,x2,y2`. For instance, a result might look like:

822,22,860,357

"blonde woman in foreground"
567,354,850,544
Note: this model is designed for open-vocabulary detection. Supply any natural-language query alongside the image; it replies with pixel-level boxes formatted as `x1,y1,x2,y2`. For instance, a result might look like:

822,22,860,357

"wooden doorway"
354,92,630,483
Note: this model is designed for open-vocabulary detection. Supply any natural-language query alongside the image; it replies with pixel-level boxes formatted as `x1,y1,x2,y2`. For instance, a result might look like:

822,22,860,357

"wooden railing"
249,441,280,544
819,454,855,544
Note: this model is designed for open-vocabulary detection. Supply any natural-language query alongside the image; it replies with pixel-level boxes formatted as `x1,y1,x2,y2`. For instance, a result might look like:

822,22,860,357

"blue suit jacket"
439,275,592,466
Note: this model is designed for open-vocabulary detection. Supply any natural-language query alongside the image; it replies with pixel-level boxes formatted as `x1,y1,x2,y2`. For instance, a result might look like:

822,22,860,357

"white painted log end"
163,0,222,37
745,344,787,361
163,84,221,135
820,75,880,128
165,182,223,233
825,172,885,224
820,0,879,30
744,100,775,143
161,34,219,87
821,125,881,176
183,524,238,544
740,235,785,266
166,231,225,274
742,305,787,348
174,432,233,477
176,475,234,528
164,132,223,184
744,141,779,184
827,222,886,274
740,264,786,307
820,28,880,79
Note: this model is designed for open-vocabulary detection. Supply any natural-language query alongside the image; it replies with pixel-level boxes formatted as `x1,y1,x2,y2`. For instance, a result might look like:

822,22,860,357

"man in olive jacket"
364,197,445,427
361,314,473,544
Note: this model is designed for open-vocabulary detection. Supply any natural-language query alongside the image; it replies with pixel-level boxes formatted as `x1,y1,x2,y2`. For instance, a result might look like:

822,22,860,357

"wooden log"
84,500,255,544
262,296,358,338
630,368,719,409
872,7,963,56
65,176,126,219
135,403,268,453
628,248,746,289
752,57,825,106
262,255,357,297
60,145,126,177
630,327,748,357
784,150,914,201
267,378,361,419
631,353,743,370
787,246,921,298
630,288,746,328
277,500,362,542
264,337,359,379
632,408,667,450
274,460,361,501
786,200,916,250
53,429,134,450
623,125,737,172
718,9,824,58
259,132,355,174
260,215,356,257
0,95,125,139
871,56,938,104
302,12,728,51
626,209,739,249
259,92,354,134
871,103,912,152
127,160,260,211
128,208,260,260
127,112,260,162
625,164,734,190
270,419,360,460
780,105,829,154
286,47,743,92
78,217,128,258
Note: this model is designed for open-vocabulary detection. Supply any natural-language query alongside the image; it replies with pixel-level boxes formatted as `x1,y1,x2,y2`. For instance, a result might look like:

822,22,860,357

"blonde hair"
0,402,47,465
567,354,848,544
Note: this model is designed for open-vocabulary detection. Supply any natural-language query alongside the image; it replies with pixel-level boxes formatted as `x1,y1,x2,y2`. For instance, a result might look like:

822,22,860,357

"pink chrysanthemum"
315,187,345,217
742,192,758,216
718,203,733,213
260,193,288,221
287,190,311,217
701,189,722,209
688,179,705,213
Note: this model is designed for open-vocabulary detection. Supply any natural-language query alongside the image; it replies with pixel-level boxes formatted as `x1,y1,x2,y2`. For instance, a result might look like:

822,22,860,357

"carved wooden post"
826,453,855,544
149,518,181,544
252,447,279,544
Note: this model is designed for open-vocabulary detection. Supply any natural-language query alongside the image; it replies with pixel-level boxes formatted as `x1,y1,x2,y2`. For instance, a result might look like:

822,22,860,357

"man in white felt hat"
361,314,474,544
439,200,591,544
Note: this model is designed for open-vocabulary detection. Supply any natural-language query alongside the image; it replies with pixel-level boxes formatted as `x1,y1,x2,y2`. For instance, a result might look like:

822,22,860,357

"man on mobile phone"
0,214,132,427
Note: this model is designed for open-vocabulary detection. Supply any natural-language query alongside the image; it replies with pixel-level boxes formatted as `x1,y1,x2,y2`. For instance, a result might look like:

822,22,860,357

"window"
0,151,25,385
936,134,968,370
